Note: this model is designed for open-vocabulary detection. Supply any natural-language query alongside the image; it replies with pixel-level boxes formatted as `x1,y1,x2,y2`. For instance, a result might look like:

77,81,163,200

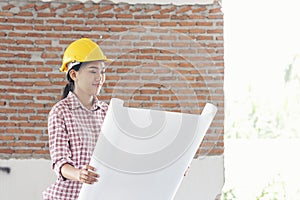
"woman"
43,38,111,200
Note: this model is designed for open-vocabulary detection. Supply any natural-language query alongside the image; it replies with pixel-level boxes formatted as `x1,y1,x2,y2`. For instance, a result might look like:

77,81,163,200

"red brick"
122,21,139,26
208,15,223,19
66,19,84,25
10,116,28,121
41,53,58,59
35,122,47,127
2,4,15,10
15,149,33,154
34,25,52,31
207,29,223,34
47,19,64,24
116,14,133,19
197,35,214,40
135,15,151,19
17,12,33,17
133,96,151,101
209,7,222,13
7,18,25,23
216,21,223,26
110,27,128,32
0,12,13,16
0,74,9,78
18,109,34,114
8,46,25,51
0,136,15,140
172,29,189,33
197,22,213,26
9,142,26,147
19,135,36,141
25,19,43,24
0,149,13,154
6,128,22,134
0,25,13,30
35,3,50,11
51,3,67,11
33,149,49,154
47,74,64,79
20,3,35,10
171,15,189,20
152,96,169,101
153,14,169,19
27,32,46,39
189,15,205,19
160,22,177,26
96,13,114,18
160,6,176,14
68,4,84,11
59,13,75,18
29,115,47,121
179,22,196,26
0,81,13,86
73,26,91,31
0,116,8,120
27,143,45,147
190,29,206,34
176,6,191,14
141,21,158,26
160,103,178,108
192,7,207,13
16,40,33,45
98,5,114,12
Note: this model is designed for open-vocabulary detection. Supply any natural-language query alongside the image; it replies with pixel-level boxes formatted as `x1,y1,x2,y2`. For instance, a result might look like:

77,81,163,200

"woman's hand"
61,163,99,184
78,164,99,184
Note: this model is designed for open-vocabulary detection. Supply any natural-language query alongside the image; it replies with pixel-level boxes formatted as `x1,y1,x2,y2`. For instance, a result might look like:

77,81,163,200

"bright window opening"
223,0,300,199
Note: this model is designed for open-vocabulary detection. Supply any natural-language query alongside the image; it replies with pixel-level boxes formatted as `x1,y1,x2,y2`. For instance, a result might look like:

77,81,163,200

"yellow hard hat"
59,38,111,72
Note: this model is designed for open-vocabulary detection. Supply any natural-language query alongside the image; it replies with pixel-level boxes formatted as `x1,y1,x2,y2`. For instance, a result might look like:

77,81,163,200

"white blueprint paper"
78,98,217,200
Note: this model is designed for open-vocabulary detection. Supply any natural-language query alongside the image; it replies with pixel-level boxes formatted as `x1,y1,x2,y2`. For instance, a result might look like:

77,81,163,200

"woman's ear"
69,69,77,81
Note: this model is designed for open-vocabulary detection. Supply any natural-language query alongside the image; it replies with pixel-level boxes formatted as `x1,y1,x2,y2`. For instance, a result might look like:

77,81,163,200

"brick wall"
0,1,224,159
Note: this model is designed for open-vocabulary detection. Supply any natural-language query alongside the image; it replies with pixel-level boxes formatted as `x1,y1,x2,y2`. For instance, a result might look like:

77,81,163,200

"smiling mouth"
93,84,101,87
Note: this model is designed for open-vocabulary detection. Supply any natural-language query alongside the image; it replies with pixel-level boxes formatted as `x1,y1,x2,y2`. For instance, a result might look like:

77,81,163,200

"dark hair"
61,63,82,99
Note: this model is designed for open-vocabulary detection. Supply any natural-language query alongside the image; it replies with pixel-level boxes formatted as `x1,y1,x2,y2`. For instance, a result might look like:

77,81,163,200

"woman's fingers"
81,168,99,179
80,173,98,184
79,165,99,184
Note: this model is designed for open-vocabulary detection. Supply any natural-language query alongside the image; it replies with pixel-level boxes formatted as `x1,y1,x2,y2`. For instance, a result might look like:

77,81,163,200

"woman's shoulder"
49,97,71,115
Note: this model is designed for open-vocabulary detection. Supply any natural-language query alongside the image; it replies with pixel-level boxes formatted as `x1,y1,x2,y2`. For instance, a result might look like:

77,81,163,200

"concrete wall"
0,156,223,200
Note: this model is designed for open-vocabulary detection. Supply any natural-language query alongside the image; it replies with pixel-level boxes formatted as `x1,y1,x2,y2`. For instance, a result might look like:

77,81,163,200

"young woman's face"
73,61,106,96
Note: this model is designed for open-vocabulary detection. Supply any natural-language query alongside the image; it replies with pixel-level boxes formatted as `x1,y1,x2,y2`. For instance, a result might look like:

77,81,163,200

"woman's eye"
90,71,96,74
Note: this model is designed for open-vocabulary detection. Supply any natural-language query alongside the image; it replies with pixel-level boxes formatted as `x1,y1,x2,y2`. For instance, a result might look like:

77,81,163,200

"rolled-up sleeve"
48,109,74,180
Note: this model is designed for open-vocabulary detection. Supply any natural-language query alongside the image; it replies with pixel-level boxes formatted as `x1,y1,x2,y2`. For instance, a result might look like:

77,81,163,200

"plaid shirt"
43,92,108,200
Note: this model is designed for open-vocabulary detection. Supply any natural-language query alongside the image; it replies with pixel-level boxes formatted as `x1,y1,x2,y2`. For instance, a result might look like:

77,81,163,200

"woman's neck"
73,90,93,110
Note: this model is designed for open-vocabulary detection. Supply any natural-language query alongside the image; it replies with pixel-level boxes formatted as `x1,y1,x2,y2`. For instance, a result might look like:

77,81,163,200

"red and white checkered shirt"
43,92,108,200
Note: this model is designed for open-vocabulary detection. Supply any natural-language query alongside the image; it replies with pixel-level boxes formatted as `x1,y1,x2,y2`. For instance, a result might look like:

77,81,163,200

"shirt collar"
68,91,101,111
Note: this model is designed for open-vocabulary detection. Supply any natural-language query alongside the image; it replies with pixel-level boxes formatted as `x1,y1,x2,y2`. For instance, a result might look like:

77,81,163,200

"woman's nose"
96,71,105,83
100,73,106,83
95,70,101,79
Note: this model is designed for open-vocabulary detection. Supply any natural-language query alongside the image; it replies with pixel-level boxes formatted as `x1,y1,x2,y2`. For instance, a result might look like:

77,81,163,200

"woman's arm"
61,163,99,184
